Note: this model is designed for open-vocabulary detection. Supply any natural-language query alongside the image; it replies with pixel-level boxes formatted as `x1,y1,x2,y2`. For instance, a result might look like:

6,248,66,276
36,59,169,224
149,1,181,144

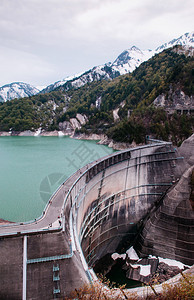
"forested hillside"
0,46,193,145
57,46,194,144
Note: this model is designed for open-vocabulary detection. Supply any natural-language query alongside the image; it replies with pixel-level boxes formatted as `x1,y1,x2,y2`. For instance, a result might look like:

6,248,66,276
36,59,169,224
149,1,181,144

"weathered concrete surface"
179,133,194,170
78,143,183,267
0,139,192,299
0,232,89,300
0,236,23,299
135,165,194,266
135,135,194,266
27,248,88,299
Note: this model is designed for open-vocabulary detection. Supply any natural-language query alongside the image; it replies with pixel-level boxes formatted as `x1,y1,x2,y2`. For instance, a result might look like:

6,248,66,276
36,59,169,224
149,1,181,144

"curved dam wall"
0,140,186,299
68,142,182,269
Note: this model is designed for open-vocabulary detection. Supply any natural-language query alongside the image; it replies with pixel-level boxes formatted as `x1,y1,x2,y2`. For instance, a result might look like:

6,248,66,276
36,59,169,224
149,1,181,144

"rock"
73,133,106,140
126,265,142,282
59,121,74,135
76,113,88,125
70,118,81,130
125,259,184,284
150,262,182,284
125,258,159,284
153,87,194,114
111,253,126,260
178,133,194,169
0,131,11,136
113,108,120,122
18,130,34,136
97,135,112,145
126,246,139,261
40,130,59,136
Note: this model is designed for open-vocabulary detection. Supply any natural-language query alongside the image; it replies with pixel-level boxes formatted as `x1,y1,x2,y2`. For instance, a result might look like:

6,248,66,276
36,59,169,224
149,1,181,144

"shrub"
68,274,194,299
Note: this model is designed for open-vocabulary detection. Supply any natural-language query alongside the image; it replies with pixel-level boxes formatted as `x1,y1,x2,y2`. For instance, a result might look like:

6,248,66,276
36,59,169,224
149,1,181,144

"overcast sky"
0,0,193,88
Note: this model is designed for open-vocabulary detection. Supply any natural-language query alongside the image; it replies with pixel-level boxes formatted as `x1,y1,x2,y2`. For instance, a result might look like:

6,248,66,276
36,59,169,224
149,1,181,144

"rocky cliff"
153,87,194,114
135,134,194,266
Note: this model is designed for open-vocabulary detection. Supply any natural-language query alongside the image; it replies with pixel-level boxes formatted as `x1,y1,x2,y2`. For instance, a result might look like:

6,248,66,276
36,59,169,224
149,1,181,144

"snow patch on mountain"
2,31,194,101
42,31,194,94
0,82,39,102
36,85,47,91
41,72,86,94
41,64,118,94
155,31,194,52
111,46,153,74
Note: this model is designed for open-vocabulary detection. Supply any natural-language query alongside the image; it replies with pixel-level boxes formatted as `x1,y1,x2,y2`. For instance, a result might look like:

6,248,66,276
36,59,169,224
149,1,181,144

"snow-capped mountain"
2,32,194,100
155,31,194,52
0,82,40,102
41,64,120,94
111,46,153,75
42,31,193,94
41,72,86,94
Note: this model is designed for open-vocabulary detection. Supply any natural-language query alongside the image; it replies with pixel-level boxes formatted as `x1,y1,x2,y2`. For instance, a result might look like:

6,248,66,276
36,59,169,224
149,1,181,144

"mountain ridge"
0,31,193,102
41,31,194,94
0,82,40,103
0,45,193,145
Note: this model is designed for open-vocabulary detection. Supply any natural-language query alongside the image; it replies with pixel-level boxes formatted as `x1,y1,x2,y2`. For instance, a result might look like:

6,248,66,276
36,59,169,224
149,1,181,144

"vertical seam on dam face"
124,157,130,200
23,235,27,300
1,140,191,299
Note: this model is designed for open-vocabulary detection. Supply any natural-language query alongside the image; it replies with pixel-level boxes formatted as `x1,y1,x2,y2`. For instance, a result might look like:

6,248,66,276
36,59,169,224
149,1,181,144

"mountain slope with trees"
41,31,193,95
0,46,193,145
57,46,193,144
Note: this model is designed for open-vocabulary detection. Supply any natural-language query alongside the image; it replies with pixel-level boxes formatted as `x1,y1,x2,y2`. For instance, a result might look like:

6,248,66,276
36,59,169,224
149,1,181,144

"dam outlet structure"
0,138,193,299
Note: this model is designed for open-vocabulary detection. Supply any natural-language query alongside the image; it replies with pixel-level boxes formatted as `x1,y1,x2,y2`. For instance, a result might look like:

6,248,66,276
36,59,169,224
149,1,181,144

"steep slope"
0,82,39,102
2,32,193,101
111,46,153,74
155,31,194,52
41,64,120,94
135,135,194,266
57,45,193,144
42,31,194,94
0,46,193,145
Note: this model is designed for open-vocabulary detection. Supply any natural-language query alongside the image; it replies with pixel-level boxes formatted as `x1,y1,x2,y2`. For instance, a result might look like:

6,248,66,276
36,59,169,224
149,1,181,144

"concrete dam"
0,138,193,299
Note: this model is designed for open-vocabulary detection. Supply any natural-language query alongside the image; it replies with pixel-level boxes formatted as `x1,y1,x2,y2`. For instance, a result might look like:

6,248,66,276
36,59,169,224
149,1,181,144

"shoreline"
0,218,14,225
0,130,139,150
0,130,130,224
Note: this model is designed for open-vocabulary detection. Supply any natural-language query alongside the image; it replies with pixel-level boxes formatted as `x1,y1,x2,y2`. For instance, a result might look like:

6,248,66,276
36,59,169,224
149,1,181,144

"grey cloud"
0,0,193,86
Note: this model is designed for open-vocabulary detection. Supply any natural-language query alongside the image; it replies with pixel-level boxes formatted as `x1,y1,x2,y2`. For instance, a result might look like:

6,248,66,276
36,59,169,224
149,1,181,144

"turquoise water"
0,136,114,222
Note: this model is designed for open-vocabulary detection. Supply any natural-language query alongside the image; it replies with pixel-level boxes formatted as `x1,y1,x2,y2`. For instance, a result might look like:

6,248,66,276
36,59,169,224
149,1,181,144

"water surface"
0,136,114,222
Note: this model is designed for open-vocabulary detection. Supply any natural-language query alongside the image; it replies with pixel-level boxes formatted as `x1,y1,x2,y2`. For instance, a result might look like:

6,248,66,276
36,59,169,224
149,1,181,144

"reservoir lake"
0,136,114,222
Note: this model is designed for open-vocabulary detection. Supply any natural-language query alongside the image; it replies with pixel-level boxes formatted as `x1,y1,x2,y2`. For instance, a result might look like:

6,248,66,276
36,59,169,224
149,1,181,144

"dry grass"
66,274,194,300
159,274,194,300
